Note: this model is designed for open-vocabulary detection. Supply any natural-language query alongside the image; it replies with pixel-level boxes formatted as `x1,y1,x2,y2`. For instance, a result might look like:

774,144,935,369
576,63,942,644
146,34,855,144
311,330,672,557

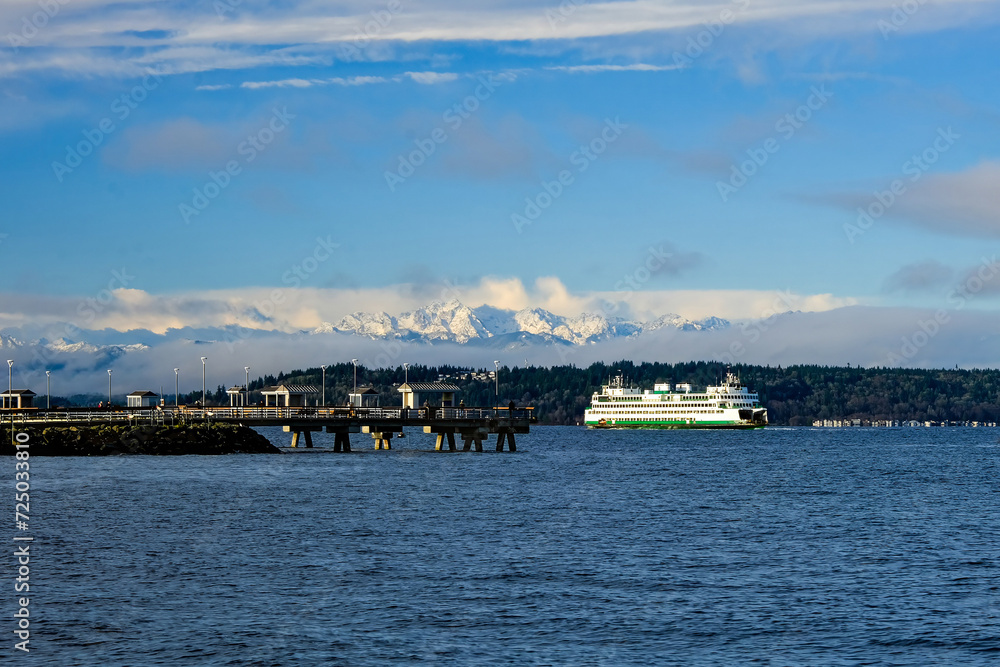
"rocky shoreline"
0,423,281,456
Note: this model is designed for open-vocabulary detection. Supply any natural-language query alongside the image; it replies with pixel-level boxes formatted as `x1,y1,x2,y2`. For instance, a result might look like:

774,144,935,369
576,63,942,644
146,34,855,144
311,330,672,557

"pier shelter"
348,386,380,408
398,382,460,409
126,390,159,408
227,386,248,406
1,389,35,409
261,384,319,407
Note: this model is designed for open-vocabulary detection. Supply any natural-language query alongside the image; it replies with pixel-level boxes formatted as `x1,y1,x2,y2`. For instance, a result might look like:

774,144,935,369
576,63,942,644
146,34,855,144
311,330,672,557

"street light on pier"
7,360,12,445
351,359,358,403
494,360,500,408
245,366,251,407
174,368,179,406
107,369,113,407
320,365,327,407
46,370,50,410
201,357,207,407
403,362,409,385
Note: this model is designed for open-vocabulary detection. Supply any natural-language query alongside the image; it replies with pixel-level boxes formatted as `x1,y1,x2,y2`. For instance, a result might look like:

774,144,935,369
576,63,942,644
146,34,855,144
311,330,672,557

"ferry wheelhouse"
584,371,768,429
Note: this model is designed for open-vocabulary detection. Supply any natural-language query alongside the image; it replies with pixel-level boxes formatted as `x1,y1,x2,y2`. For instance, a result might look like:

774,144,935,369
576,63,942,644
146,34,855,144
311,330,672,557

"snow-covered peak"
310,301,729,345
321,312,397,339
0,334,24,349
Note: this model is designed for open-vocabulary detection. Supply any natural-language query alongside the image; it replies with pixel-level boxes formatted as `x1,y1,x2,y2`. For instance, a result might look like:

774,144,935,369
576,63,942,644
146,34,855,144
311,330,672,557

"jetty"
2,405,535,452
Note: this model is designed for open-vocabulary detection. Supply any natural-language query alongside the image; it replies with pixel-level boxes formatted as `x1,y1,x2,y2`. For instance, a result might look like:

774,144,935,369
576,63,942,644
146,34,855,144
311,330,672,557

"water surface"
17,426,1000,665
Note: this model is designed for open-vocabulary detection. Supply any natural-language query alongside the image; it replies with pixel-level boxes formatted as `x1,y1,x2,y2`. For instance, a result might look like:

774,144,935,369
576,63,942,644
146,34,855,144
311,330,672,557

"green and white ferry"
584,371,768,429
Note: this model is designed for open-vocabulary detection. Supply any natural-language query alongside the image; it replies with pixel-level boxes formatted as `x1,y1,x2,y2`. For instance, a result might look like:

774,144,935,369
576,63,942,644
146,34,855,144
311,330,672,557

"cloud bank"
5,305,1000,397
0,276,855,336
3,0,1000,78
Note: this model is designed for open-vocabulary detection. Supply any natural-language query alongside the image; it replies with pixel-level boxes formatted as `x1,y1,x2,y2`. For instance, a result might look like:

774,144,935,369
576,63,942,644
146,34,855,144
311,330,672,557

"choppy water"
12,426,1000,665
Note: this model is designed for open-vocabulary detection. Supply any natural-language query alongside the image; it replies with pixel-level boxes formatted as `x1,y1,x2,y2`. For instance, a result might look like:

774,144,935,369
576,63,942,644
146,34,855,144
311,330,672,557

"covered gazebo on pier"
260,384,319,407
398,382,460,409
227,386,248,406
1,389,35,409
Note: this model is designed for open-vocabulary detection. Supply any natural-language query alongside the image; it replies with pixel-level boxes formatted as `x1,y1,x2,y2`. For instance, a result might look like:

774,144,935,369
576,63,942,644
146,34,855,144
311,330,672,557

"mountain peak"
312,302,729,345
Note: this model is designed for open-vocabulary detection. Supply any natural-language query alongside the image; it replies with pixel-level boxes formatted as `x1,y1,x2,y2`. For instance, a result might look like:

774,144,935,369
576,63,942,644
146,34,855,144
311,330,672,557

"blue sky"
2,0,1000,337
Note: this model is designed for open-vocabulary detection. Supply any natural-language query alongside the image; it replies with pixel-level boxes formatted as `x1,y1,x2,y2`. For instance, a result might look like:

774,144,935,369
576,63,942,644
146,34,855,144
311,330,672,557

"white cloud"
5,0,999,78
405,71,460,84
240,78,317,89
238,75,390,89
545,64,682,74
330,75,389,86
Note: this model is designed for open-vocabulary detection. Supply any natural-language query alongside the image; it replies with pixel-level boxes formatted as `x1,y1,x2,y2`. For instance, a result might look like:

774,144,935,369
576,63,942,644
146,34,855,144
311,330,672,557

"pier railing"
2,405,534,426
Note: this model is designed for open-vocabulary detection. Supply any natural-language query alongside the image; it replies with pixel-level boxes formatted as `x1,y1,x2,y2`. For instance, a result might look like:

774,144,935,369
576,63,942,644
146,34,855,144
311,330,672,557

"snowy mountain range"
0,334,148,358
311,301,729,346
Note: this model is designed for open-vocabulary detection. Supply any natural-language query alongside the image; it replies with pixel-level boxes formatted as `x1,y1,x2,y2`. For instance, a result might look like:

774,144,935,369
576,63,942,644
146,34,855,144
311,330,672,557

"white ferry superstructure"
584,371,768,429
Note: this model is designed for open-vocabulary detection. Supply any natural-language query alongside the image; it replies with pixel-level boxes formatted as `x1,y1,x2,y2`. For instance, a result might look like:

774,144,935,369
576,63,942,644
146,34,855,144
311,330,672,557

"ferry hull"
586,421,766,430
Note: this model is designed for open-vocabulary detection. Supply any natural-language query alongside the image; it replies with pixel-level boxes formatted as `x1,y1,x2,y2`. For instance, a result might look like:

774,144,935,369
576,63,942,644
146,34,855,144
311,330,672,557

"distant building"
260,384,319,407
1,389,35,409
127,391,159,408
398,382,460,409
348,386,380,408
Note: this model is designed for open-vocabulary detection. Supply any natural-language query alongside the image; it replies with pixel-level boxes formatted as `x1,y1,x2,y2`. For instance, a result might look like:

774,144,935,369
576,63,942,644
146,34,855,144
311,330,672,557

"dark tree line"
57,361,1000,425
256,361,1000,426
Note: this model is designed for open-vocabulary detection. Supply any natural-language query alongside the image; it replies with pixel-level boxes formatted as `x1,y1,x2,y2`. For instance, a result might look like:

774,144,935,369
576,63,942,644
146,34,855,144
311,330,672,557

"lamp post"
494,360,500,408
201,357,207,407
320,365,327,407
403,362,409,385
174,368,179,406
46,370,50,410
6,360,12,444
108,369,113,407
245,366,250,407
351,359,358,406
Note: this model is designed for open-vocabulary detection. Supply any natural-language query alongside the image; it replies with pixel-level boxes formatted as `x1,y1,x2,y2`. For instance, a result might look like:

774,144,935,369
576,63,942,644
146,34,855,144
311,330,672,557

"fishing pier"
4,405,534,452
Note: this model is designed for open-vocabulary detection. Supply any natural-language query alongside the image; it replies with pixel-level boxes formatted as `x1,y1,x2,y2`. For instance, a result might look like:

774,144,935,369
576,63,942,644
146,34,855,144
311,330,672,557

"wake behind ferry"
584,370,768,429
